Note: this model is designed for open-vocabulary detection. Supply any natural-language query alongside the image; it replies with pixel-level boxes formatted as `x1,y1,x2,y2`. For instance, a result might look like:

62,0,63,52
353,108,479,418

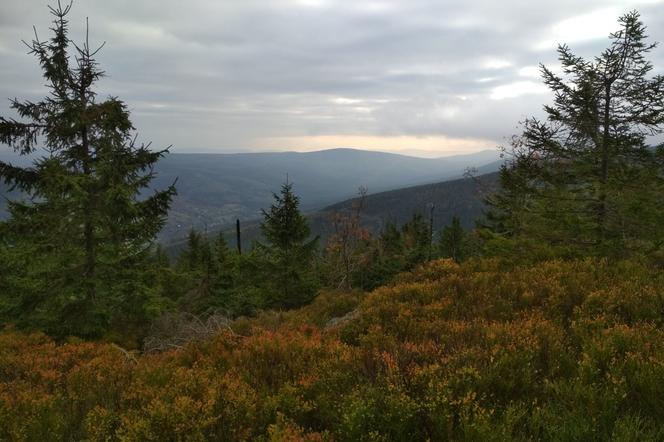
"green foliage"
359,215,430,289
484,11,664,260
2,258,664,440
146,229,238,318
148,190,320,320
324,213,481,291
257,182,319,309
0,4,175,339
400,213,431,266
439,215,465,262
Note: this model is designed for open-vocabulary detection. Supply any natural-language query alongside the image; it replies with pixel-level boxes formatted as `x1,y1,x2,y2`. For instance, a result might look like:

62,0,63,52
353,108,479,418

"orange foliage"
2,258,664,440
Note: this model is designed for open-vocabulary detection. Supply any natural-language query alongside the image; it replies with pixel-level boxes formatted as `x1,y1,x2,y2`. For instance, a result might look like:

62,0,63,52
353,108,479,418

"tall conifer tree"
0,3,176,337
258,182,318,308
485,11,664,258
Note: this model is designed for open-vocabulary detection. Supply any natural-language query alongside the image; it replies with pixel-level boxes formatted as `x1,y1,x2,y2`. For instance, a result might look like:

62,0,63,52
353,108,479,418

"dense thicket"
155,209,472,325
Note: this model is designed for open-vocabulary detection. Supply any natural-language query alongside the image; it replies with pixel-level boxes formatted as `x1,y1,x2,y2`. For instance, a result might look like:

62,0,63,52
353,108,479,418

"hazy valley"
2,148,501,242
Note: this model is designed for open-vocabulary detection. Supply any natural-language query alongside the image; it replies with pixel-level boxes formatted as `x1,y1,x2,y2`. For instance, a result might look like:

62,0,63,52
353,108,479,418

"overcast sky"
1,0,664,157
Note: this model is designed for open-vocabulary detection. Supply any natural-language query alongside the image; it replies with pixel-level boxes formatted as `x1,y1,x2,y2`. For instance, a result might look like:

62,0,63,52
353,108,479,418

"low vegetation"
2,258,664,440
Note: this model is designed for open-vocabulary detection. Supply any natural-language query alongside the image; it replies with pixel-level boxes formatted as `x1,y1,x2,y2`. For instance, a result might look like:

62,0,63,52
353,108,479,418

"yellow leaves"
267,413,331,442
2,257,664,439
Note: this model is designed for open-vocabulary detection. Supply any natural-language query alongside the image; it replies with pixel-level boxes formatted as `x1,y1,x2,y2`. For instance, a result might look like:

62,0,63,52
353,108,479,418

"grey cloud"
1,0,663,153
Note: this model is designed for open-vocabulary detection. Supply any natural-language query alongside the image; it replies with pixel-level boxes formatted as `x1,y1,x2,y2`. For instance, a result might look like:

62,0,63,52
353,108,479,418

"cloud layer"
1,0,663,156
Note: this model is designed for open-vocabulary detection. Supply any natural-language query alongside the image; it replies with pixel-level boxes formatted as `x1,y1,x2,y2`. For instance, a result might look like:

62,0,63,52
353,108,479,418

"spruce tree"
213,231,233,292
0,3,176,337
485,11,664,258
401,213,430,267
180,229,204,272
439,216,465,263
380,222,403,257
258,182,318,308
363,222,405,289
152,244,171,269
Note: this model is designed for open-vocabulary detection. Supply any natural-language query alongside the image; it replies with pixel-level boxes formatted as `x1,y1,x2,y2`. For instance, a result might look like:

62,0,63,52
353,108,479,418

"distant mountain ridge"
0,148,502,241
150,148,501,240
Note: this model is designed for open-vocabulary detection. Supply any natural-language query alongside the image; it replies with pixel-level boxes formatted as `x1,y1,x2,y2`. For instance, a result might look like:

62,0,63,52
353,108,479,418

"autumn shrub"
1,257,663,440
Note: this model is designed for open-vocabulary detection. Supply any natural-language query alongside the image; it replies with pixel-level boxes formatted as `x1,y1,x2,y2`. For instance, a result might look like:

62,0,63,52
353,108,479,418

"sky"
1,0,664,158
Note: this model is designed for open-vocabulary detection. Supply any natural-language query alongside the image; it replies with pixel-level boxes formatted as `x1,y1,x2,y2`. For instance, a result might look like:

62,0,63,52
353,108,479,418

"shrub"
1,258,663,440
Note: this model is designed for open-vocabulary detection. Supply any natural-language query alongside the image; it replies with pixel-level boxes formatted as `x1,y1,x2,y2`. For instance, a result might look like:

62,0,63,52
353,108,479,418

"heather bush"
1,258,663,440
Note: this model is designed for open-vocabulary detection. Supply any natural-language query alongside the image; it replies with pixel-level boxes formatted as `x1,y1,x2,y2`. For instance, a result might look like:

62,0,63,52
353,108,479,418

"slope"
204,171,500,253
2,258,663,440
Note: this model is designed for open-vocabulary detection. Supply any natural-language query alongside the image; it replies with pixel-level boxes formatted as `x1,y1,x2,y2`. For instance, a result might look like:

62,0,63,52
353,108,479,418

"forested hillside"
208,171,499,253
316,171,500,232
150,149,500,240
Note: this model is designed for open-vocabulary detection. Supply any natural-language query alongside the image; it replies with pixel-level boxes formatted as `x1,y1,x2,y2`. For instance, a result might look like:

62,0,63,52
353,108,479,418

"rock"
325,309,360,329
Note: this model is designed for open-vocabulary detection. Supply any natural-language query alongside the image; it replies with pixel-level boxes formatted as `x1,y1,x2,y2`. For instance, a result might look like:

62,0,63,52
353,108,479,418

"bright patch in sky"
536,8,620,49
490,81,549,100
518,66,541,78
483,59,512,70
331,97,363,105
255,135,494,157
436,106,460,120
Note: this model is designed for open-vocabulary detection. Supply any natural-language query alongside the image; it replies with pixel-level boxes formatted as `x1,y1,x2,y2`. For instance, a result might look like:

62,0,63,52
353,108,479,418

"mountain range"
0,148,502,241
150,148,500,240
